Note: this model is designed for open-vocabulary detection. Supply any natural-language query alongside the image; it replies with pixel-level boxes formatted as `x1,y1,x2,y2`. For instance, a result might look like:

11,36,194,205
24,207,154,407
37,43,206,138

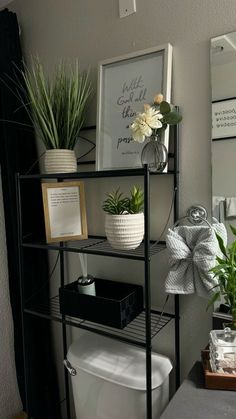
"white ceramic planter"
44,149,77,174
105,213,144,250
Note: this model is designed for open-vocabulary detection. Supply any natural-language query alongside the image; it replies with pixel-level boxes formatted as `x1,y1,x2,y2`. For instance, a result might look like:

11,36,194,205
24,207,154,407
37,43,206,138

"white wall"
9,0,236,390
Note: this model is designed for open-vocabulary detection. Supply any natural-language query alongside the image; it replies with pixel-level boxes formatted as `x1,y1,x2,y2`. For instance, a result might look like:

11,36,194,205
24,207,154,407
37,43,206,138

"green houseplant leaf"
102,188,129,215
128,186,144,214
14,58,92,150
208,226,236,329
206,291,221,311
230,224,236,237
215,233,228,258
102,186,144,215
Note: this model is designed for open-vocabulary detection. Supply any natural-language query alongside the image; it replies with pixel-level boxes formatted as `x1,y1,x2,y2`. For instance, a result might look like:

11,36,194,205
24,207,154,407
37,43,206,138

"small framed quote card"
41,181,88,243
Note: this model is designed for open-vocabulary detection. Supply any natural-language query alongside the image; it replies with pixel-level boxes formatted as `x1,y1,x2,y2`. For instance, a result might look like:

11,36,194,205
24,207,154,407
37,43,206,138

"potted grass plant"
208,225,236,330
102,186,144,250
17,59,92,173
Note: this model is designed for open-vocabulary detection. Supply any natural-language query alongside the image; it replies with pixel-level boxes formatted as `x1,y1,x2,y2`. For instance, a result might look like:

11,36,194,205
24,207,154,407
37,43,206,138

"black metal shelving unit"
16,127,180,419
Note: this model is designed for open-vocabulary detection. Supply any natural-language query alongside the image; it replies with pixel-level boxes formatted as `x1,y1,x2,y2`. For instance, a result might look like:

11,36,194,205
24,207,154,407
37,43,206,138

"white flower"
144,107,163,129
130,114,152,143
130,107,163,143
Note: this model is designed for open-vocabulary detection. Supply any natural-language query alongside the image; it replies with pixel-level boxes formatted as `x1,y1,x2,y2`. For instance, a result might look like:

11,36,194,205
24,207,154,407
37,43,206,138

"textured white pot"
105,213,144,250
44,149,77,174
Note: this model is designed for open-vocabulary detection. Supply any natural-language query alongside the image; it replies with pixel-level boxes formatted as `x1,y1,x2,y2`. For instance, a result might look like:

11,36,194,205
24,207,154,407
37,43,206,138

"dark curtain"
0,9,61,419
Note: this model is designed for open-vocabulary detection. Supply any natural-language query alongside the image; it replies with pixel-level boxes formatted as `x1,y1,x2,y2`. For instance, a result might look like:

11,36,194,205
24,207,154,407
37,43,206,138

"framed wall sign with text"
212,98,236,141
41,181,88,243
96,44,172,171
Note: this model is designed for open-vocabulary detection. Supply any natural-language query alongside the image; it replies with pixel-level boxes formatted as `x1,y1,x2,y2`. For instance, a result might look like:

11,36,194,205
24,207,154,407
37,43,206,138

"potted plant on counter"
208,225,236,330
16,59,92,173
102,186,144,250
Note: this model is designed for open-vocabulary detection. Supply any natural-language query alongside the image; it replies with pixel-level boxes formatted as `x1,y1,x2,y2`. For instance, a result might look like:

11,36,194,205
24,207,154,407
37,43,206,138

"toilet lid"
67,332,172,391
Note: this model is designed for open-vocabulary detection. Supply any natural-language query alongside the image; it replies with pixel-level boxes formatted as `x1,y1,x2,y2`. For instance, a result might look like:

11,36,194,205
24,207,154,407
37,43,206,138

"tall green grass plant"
18,59,92,149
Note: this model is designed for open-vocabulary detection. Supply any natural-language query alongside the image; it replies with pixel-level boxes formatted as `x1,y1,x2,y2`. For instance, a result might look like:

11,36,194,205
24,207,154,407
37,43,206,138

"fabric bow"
165,223,227,298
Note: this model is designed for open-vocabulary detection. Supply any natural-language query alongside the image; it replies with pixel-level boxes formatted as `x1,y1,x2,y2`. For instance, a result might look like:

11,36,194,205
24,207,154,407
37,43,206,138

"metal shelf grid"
19,167,176,180
24,295,174,348
17,122,180,419
22,236,166,260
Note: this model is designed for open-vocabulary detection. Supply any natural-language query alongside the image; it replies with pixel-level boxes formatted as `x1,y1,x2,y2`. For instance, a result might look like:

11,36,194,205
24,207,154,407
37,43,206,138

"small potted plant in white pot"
16,59,92,173
102,186,144,250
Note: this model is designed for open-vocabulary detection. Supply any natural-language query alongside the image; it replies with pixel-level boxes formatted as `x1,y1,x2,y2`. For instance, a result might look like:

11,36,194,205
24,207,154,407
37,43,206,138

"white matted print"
41,181,87,243
96,45,172,171
212,98,236,140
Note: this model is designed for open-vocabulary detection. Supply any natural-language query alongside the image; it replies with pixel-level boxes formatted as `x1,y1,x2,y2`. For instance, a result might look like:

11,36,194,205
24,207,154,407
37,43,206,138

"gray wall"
9,0,236,390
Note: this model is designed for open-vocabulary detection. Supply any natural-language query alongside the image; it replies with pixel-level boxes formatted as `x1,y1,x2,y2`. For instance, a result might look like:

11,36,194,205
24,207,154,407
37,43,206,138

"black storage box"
59,278,143,329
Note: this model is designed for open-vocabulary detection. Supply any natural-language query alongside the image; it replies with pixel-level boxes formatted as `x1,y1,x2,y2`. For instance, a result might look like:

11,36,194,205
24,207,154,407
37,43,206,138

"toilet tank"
67,332,172,419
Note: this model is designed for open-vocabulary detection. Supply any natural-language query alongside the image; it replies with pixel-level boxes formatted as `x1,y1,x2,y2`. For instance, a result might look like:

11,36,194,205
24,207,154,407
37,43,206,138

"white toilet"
66,332,172,419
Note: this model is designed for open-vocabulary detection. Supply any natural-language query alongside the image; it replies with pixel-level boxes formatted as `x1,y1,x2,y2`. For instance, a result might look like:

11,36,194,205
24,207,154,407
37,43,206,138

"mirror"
211,31,236,243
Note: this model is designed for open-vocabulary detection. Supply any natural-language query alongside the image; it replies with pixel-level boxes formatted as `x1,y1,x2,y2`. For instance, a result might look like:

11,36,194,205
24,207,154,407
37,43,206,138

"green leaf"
102,188,131,214
102,186,144,215
216,256,226,264
215,233,228,258
206,291,221,311
163,111,182,125
208,229,236,317
129,185,144,214
232,308,236,322
13,58,92,149
230,224,236,237
210,264,229,273
160,101,171,115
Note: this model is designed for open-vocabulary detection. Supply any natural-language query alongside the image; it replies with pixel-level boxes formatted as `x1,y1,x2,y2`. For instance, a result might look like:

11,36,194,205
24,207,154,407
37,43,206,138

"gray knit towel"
165,223,227,298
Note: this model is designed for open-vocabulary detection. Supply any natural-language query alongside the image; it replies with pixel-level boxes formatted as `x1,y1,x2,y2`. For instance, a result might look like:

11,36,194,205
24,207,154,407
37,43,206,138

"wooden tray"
201,349,236,391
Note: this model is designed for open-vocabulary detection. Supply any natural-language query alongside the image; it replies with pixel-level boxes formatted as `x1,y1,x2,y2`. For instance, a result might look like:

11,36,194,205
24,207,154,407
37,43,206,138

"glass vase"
223,321,236,331
141,135,168,173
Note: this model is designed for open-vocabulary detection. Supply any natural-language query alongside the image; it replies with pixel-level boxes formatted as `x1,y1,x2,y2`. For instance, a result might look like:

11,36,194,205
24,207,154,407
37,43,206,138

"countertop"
160,362,236,419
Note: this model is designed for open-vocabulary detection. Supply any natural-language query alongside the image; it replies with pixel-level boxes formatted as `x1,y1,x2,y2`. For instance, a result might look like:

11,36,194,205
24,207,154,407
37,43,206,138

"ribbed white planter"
44,149,77,174
105,213,144,250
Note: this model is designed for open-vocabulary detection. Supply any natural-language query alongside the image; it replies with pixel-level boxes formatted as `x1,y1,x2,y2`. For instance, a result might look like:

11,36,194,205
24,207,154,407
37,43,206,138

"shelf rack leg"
174,295,180,388
174,122,180,389
60,244,71,419
56,177,71,419
144,165,152,419
16,174,32,417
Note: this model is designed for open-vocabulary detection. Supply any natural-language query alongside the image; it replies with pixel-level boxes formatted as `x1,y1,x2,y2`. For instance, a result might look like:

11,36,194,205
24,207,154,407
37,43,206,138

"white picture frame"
212,98,236,140
96,44,172,171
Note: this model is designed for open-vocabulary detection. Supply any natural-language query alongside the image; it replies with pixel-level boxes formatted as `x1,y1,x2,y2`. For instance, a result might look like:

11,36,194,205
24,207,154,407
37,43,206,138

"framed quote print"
41,181,87,243
212,98,236,141
96,44,172,171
